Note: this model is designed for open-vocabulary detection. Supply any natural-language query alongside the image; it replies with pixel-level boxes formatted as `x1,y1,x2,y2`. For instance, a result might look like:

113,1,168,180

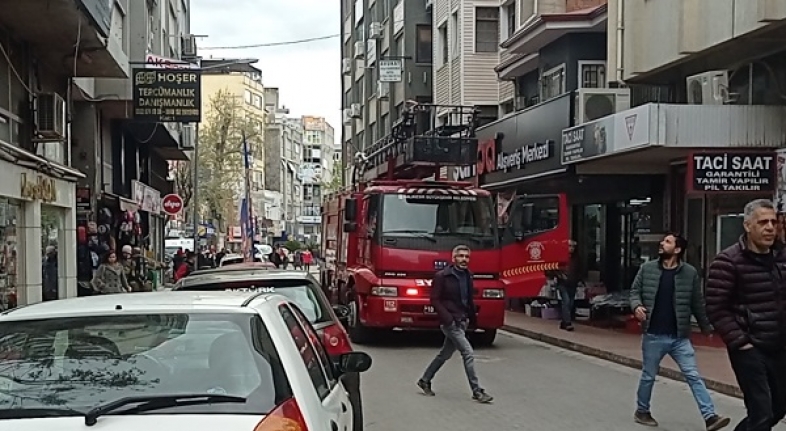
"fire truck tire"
472,329,497,347
347,293,374,344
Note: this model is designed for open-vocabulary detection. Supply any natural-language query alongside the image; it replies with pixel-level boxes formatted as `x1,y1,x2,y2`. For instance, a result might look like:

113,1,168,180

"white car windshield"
0,313,288,419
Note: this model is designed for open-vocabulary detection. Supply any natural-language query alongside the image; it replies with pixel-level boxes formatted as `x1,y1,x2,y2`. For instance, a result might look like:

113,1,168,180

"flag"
241,131,254,262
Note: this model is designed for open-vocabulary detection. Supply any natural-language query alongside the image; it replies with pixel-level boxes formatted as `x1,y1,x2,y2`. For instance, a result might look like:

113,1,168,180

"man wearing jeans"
417,245,493,403
630,233,730,431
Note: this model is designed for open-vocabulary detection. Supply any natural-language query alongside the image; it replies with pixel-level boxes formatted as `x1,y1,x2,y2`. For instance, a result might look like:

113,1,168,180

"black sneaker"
472,390,493,403
705,415,730,431
634,411,658,427
417,379,435,396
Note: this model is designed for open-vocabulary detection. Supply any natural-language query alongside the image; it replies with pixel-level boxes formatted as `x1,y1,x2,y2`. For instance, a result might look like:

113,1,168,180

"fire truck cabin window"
381,194,495,236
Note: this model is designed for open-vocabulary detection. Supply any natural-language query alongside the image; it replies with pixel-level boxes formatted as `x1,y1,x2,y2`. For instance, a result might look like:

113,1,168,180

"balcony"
0,0,128,78
501,4,607,56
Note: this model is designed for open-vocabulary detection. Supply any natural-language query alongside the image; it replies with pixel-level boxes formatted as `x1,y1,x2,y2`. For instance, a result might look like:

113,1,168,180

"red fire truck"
321,101,569,346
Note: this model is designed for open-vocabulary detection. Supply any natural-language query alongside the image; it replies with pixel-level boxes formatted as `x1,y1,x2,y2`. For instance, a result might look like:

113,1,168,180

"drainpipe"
615,0,625,83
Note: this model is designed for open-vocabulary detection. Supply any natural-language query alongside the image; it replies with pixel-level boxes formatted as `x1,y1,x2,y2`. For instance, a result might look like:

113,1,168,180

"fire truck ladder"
353,102,481,183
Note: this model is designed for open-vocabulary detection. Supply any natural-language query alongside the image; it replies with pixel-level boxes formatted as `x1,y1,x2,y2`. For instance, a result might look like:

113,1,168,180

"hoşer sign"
689,152,776,192
132,69,202,123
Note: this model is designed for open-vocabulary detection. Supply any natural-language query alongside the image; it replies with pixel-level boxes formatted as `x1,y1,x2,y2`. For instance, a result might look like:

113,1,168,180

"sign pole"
192,123,200,249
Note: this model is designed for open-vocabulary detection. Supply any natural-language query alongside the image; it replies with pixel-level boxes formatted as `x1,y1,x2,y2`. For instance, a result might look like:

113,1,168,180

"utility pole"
191,122,200,247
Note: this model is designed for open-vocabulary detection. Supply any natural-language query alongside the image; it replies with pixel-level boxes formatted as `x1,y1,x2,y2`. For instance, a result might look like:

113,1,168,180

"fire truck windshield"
380,193,496,242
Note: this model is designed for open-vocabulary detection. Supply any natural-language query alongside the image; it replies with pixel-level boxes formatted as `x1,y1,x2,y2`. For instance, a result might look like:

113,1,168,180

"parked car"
172,268,364,431
0,291,371,430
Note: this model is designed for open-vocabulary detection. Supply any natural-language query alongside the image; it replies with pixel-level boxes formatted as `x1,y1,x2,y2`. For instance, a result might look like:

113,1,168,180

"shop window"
0,199,20,311
41,206,64,302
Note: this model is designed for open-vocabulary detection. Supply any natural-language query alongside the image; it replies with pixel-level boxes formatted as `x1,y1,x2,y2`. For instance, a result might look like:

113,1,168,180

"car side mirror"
333,304,350,325
337,351,372,374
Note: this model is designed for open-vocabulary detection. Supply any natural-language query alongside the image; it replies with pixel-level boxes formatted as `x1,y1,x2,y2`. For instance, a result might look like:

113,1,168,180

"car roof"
180,269,315,286
193,262,275,276
0,291,285,321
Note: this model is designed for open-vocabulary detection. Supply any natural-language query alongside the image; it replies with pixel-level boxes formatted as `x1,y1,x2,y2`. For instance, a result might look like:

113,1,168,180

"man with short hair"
417,244,493,403
630,233,729,430
706,198,786,431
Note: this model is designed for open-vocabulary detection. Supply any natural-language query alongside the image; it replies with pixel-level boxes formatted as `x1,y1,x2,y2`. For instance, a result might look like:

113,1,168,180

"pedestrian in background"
706,199,786,431
556,239,580,331
417,244,493,404
630,232,729,430
91,251,130,294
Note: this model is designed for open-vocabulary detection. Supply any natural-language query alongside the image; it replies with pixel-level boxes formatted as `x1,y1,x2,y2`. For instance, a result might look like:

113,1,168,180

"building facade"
264,88,304,241
300,116,336,244
340,0,434,165
558,0,786,288
0,0,134,309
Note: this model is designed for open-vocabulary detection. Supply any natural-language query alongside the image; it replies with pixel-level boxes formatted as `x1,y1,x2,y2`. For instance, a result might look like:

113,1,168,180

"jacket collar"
737,234,784,255
447,264,473,277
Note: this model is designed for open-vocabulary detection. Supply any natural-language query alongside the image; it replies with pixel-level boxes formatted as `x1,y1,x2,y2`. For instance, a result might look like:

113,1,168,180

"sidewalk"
502,311,741,398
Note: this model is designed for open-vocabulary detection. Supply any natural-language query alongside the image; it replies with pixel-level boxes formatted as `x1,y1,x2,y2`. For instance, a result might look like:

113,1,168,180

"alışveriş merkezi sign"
132,68,202,123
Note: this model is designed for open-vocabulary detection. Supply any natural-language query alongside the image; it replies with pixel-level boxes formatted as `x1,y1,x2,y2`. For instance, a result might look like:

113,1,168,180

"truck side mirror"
345,198,357,221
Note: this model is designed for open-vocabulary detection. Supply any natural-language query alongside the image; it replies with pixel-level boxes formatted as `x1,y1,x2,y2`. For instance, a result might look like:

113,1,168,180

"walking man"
417,245,493,403
706,199,786,431
630,232,730,430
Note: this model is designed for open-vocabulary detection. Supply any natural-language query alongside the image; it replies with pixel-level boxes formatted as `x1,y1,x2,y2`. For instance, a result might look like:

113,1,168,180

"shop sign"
132,181,162,214
162,194,184,215
20,173,56,202
132,68,202,123
689,152,776,193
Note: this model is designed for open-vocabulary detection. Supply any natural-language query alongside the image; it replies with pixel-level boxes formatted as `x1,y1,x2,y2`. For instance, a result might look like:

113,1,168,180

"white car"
0,291,372,430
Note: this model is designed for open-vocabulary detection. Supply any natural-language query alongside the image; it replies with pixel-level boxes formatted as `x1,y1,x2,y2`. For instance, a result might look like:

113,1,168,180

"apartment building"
339,0,433,167
0,1,129,309
300,116,336,244
560,0,786,282
264,88,304,241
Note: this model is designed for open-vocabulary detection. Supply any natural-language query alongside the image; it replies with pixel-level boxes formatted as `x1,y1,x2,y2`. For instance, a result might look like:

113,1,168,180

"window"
0,199,19,311
244,90,253,104
513,196,560,235
289,304,335,384
438,24,448,65
506,2,516,39
579,61,607,89
279,305,330,399
541,64,565,100
475,7,499,52
381,194,496,237
0,313,286,414
450,12,459,58
416,25,432,64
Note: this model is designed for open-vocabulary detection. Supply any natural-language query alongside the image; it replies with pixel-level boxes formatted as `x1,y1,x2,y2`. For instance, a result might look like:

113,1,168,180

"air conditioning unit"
350,103,362,118
575,88,631,125
180,124,196,150
369,22,383,39
181,34,197,58
35,92,66,140
686,70,729,105
377,81,390,100
342,108,353,125
354,41,365,59
342,58,352,75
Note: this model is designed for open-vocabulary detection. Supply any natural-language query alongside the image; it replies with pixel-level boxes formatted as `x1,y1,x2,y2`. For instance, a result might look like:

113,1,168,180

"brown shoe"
634,411,658,427
705,415,730,431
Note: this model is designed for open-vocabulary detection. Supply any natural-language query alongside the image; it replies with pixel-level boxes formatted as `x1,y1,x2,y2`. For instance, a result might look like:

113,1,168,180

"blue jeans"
636,333,716,420
558,284,576,325
421,320,482,393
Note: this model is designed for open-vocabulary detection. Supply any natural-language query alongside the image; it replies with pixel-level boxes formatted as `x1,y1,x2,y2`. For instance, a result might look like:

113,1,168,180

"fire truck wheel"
472,329,497,347
347,294,374,344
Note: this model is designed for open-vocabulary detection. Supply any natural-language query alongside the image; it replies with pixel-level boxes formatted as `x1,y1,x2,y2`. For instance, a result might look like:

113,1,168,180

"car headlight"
482,289,504,298
371,286,398,296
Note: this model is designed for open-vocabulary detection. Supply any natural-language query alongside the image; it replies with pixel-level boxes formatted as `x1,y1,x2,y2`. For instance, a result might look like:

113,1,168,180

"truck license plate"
424,305,435,314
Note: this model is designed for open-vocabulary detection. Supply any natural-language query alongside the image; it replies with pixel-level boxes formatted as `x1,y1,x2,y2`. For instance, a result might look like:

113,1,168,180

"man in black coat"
417,245,493,403
706,198,786,431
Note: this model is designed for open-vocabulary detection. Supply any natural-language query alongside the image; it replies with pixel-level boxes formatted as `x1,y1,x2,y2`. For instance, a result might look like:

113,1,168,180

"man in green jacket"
629,233,729,431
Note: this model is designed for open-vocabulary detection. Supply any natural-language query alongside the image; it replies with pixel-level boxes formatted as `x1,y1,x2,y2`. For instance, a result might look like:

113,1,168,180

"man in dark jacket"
706,198,786,431
417,245,493,403
630,233,729,430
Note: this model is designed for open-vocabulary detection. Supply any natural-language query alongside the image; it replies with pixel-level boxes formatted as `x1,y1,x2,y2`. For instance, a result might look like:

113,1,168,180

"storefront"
0,146,81,311
563,102,786,284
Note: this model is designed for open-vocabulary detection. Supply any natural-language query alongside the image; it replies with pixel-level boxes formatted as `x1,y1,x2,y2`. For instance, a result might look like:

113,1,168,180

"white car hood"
4,414,263,430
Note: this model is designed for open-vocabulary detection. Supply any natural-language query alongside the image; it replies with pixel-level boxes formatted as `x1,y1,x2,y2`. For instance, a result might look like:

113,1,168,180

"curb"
502,324,743,399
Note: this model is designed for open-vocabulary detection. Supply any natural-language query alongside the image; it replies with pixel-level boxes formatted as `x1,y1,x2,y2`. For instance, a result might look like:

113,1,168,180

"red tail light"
322,323,353,356
405,288,418,296
254,397,308,431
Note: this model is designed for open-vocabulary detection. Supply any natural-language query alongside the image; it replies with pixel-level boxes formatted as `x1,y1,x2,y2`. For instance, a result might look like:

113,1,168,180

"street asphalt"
356,330,785,431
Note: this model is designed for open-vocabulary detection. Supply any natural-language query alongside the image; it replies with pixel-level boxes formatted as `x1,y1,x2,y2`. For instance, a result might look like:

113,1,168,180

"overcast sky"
191,0,341,140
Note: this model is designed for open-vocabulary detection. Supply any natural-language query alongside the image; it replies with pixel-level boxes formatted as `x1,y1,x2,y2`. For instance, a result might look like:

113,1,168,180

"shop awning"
0,138,86,181
561,103,786,173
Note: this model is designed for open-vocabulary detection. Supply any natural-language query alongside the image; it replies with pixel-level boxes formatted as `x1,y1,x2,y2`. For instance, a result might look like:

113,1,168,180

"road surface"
357,330,784,431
